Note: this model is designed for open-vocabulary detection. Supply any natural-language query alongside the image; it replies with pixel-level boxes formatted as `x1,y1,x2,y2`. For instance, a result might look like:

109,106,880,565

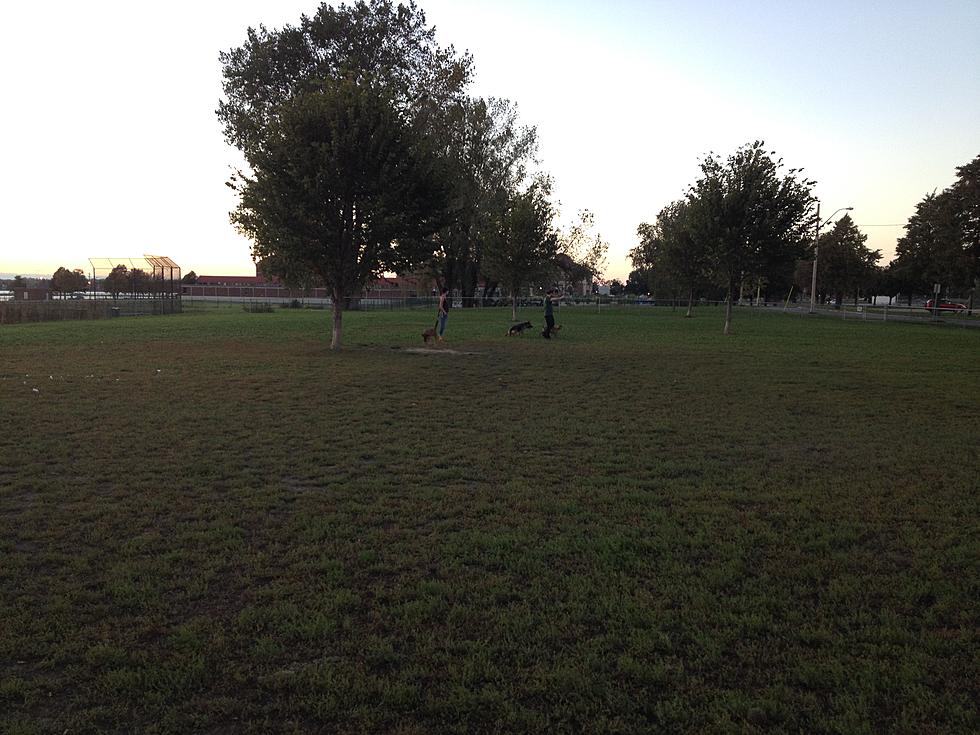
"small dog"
422,322,438,344
542,323,562,338
507,321,533,336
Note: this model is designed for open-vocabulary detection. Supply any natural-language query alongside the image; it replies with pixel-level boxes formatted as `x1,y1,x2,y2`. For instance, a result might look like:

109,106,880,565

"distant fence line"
781,302,979,327
4,289,976,328
0,297,181,325
183,291,978,326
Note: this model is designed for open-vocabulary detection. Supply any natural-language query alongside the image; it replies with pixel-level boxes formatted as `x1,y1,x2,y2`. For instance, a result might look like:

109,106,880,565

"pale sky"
1,0,978,281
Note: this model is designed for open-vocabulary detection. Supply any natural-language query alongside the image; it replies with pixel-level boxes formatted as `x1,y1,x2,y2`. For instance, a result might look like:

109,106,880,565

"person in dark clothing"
437,287,450,341
542,288,557,338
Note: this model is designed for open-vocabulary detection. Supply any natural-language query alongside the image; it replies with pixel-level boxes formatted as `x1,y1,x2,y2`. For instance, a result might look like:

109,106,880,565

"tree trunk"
723,277,735,335
460,261,479,307
685,286,694,318
330,291,344,351
511,283,519,321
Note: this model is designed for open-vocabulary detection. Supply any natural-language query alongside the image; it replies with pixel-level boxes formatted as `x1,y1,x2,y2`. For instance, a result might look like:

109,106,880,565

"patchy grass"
1,305,978,734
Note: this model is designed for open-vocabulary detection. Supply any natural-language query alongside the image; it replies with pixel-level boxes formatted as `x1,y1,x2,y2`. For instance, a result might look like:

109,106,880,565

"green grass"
1,305,978,734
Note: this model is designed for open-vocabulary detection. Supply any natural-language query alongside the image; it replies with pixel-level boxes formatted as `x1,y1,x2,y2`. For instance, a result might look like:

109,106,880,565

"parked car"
924,298,967,313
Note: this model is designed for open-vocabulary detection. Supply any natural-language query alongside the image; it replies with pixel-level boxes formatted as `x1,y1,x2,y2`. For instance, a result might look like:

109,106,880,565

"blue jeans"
437,312,448,336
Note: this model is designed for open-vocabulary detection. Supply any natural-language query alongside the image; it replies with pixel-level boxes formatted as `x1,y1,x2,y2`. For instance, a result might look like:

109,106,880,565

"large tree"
684,142,814,334
230,79,449,349
49,267,88,298
219,1,469,346
955,156,980,311
891,190,964,299
633,200,710,317
557,210,608,295
890,155,980,311
483,177,559,320
103,265,128,300
433,96,537,304
814,214,880,307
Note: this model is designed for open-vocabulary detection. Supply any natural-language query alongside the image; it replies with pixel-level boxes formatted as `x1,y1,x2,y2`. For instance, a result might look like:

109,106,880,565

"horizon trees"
102,265,128,299
889,154,979,311
812,214,881,307
633,200,710,317
49,267,88,298
633,141,814,333
433,96,538,304
556,210,608,295
483,177,559,320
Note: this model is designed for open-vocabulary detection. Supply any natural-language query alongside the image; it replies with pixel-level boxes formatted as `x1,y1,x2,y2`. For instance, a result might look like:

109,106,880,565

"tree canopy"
218,0,472,157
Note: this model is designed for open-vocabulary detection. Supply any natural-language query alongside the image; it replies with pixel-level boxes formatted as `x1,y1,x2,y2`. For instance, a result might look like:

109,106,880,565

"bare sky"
1,0,977,280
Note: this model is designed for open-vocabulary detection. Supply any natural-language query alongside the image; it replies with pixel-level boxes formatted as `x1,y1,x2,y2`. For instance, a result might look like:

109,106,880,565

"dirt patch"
402,347,481,355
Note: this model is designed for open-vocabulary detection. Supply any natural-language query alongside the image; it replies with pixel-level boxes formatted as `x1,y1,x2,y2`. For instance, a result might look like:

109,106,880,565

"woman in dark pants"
542,288,557,338
437,287,450,341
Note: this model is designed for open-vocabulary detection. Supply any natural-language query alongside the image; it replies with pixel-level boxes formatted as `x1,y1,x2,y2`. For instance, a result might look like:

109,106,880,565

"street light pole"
809,202,821,314
808,203,853,314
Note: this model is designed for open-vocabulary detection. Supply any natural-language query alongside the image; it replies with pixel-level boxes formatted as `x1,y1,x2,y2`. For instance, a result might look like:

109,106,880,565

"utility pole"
808,204,853,315
809,202,820,314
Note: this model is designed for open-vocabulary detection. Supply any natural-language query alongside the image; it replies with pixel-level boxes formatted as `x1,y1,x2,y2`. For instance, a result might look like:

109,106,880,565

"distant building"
182,270,433,300
13,286,50,301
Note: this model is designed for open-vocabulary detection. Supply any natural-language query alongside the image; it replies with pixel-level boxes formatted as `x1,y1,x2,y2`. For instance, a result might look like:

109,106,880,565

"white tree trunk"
330,296,343,351
723,278,734,335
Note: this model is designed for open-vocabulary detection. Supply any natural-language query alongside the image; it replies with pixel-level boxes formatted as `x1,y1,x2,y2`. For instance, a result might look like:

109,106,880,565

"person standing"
437,287,450,341
542,288,557,338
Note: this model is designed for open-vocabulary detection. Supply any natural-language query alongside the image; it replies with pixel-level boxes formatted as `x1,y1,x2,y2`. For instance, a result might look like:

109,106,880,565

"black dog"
507,321,533,336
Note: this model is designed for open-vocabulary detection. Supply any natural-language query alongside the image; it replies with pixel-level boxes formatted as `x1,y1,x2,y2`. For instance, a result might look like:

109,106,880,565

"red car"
924,299,967,313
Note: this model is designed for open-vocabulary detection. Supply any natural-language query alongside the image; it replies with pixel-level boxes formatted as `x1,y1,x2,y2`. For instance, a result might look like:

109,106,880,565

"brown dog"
422,323,437,344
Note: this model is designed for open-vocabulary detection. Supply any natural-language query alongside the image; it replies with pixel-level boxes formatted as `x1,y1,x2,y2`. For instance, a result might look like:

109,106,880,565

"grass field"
1,305,978,734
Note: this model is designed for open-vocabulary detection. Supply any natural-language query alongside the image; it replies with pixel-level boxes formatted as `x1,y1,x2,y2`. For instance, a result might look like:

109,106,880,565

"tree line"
33,265,178,299
219,0,606,349
216,1,976,344
628,150,979,330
